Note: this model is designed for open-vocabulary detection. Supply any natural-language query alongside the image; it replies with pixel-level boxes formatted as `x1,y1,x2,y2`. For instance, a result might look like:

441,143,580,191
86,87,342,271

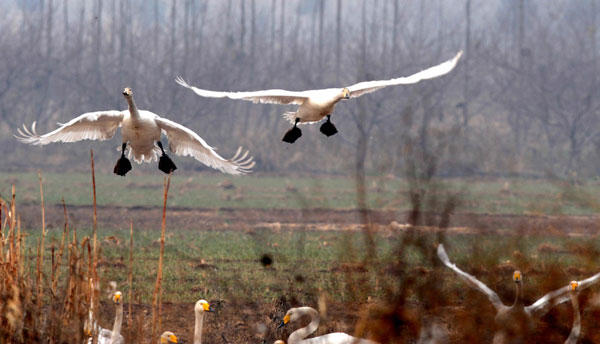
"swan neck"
513,281,523,307
288,307,320,344
193,310,204,344
126,96,140,119
566,293,581,343
110,302,123,341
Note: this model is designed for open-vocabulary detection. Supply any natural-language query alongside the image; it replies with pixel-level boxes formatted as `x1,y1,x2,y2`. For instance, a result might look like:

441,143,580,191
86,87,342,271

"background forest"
1,0,599,179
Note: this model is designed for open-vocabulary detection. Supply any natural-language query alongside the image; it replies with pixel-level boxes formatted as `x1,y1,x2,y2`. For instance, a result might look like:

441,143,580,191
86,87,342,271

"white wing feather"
525,271,600,318
15,111,124,145
437,244,506,312
176,76,310,105
154,117,254,175
347,50,463,98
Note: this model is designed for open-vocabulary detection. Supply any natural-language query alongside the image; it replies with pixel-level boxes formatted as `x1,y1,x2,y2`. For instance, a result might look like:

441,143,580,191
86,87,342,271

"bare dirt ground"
19,204,600,236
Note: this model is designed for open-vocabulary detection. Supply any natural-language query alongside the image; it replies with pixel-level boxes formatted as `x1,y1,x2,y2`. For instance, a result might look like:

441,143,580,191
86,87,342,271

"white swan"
86,291,125,344
16,88,254,176
278,306,378,344
176,50,462,143
565,281,581,344
159,331,178,343
437,244,600,343
193,299,212,344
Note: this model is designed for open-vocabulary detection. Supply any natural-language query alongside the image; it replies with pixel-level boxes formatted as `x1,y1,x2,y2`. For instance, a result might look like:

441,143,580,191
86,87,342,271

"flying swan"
176,50,462,143
437,244,600,343
278,306,379,344
15,88,254,176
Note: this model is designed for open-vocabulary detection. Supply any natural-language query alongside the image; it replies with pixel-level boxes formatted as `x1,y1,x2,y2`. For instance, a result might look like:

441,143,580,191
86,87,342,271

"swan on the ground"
278,306,379,344
193,299,212,344
16,88,254,176
176,50,462,143
565,281,581,344
160,331,178,343
437,244,600,343
85,291,125,344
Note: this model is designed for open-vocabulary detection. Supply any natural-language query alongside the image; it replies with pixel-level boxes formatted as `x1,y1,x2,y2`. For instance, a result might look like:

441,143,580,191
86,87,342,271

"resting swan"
176,50,462,143
437,244,600,343
160,331,178,343
16,88,254,176
85,291,125,344
193,299,212,344
278,306,378,344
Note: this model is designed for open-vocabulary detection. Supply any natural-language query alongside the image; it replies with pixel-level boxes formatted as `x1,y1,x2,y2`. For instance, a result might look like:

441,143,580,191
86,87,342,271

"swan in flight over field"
193,299,212,344
176,50,462,143
15,88,254,176
565,281,581,344
437,244,600,343
278,306,379,344
160,331,179,343
85,291,125,344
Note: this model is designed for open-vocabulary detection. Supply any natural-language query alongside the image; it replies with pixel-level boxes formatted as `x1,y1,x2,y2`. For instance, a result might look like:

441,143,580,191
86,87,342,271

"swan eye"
283,314,291,324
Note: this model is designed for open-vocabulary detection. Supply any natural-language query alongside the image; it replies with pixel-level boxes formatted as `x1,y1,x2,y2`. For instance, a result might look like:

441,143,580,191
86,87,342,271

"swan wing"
154,117,255,175
15,111,124,145
299,333,378,344
525,271,600,318
437,244,506,312
346,50,463,98
176,76,310,105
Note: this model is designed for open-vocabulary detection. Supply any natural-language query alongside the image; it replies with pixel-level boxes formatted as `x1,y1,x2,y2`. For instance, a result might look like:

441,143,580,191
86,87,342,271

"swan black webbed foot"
113,143,132,176
319,115,338,137
282,118,302,144
157,141,177,174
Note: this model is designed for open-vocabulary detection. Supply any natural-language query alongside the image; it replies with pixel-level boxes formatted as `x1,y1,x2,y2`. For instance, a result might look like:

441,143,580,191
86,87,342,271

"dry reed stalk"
89,149,100,343
151,173,172,342
128,219,134,328
37,172,46,311
52,199,69,295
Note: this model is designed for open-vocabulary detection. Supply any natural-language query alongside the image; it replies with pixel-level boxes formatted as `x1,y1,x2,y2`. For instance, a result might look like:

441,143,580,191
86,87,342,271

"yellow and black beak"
169,334,178,343
570,281,579,291
277,314,290,329
513,271,522,282
203,302,213,312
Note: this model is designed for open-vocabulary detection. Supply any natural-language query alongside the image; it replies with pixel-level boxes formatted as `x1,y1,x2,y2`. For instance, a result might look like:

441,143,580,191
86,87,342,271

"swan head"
160,331,178,343
277,307,300,329
341,88,350,99
570,281,579,292
195,299,212,313
513,270,522,283
123,88,133,97
113,291,122,305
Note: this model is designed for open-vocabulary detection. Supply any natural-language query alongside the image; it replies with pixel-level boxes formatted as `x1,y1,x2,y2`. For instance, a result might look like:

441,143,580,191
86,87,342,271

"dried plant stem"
38,172,46,309
128,219,134,328
151,173,172,342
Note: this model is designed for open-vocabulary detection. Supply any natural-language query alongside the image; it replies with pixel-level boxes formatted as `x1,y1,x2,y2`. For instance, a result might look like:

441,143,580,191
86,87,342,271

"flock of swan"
82,243,598,344
15,51,462,173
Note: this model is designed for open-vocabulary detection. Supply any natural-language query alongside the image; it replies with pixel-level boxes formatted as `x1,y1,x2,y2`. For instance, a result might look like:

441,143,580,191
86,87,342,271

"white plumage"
15,88,254,175
176,51,462,127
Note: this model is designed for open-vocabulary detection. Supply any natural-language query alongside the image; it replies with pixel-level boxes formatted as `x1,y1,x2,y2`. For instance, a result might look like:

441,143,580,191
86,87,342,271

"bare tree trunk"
46,0,53,58
270,0,276,66
240,1,246,53
251,0,256,71
318,0,325,79
279,0,285,66
462,0,471,130
63,0,68,55
154,0,159,50
336,0,342,82
392,0,399,68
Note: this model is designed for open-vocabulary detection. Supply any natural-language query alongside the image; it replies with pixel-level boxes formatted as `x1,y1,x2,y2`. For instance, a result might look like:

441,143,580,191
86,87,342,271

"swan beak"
113,293,122,304
170,334,178,343
203,302,213,312
570,281,579,291
513,271,521,282
278,314,290,328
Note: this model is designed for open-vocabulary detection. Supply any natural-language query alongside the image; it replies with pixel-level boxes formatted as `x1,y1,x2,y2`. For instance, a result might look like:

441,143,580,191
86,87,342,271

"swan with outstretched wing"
15,88,254,176
177,51,462,143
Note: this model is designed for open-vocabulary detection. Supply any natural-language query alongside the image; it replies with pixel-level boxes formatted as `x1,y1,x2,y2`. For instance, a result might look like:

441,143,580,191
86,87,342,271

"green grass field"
3,172,600,215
